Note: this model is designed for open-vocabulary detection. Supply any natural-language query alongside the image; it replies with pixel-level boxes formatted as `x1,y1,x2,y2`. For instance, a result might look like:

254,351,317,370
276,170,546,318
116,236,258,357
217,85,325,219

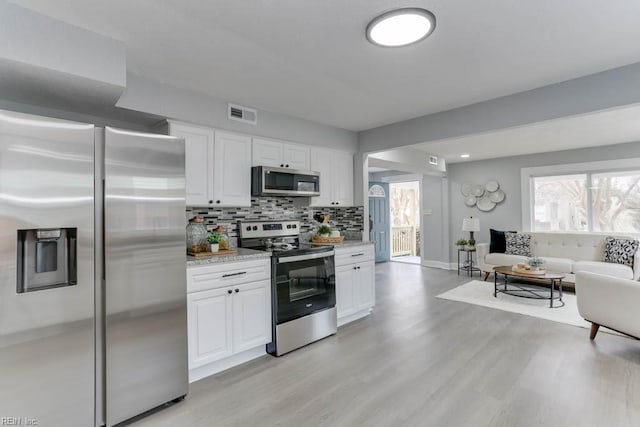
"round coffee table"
493,265,565,308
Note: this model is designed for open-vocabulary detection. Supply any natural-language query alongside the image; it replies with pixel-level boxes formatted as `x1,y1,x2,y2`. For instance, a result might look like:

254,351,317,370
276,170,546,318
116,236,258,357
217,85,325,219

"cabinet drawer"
188,259,271,293
335,245,374,267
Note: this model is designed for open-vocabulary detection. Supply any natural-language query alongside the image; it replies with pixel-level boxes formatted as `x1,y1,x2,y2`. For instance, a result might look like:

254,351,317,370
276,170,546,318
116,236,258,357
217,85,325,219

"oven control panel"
239,220,300,239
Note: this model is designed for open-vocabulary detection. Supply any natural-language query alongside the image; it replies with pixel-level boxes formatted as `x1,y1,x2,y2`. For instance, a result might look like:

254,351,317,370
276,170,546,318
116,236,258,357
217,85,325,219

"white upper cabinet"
214,131,252,207
167,121,214,206
310,147,354,207
331,151,354,206
253,137,310,170
167,120,351,208
252,138,282,168
282,143,310,170
168,121,251,207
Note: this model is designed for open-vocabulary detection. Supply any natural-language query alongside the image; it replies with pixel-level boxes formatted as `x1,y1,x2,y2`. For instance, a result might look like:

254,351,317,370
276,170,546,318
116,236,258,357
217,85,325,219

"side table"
457,248,480,277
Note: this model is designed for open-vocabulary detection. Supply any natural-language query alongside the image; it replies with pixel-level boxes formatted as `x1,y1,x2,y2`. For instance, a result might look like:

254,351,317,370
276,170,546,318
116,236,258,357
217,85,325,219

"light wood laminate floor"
133,262,640,427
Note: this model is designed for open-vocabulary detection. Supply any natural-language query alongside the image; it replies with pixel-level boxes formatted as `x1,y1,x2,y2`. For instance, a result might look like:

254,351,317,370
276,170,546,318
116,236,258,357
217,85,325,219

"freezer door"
0,110,95,426
104,127,188,426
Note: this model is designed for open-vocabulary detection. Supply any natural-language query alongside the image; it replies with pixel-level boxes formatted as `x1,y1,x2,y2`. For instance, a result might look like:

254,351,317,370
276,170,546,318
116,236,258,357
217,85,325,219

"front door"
369,182,390,262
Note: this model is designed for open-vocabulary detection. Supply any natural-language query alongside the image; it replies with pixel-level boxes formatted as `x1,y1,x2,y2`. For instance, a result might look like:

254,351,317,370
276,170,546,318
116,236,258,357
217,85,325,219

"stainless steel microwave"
251,166,320,197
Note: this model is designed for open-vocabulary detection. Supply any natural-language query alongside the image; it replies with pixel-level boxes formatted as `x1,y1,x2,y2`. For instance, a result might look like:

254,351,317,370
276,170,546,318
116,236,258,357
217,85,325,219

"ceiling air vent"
228,103,257,125
428,155,438,166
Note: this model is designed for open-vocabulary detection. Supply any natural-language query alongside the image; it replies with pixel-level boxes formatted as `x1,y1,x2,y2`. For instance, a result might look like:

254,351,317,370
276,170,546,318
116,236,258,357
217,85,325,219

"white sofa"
576,271,640,340
477,232,640,284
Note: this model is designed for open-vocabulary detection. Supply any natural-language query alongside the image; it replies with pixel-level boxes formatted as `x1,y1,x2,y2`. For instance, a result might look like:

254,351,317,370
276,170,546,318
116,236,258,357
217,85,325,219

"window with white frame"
531,170,640,233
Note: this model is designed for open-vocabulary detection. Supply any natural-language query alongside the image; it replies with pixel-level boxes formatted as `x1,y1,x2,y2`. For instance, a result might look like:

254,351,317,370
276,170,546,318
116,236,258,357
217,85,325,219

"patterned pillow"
603,237,639,267
505,232,532,257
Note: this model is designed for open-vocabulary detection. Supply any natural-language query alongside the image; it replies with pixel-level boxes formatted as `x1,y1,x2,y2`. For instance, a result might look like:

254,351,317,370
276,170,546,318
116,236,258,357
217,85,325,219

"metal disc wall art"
460,180,506,212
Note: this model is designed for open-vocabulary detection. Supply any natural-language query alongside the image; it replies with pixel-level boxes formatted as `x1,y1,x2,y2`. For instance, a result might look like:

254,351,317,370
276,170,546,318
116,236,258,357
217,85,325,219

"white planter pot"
319,234,330,238
210,243,219,253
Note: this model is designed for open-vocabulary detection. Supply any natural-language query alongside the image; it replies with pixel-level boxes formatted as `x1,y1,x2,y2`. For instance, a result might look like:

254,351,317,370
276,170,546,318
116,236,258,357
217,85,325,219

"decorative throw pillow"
489,229,516,253
603,237,639,267
505,232,532,257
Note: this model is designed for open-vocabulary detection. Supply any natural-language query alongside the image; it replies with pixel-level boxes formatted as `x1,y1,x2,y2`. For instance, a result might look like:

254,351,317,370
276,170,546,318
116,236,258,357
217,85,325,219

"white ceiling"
11,0,640,131
413,104,640,163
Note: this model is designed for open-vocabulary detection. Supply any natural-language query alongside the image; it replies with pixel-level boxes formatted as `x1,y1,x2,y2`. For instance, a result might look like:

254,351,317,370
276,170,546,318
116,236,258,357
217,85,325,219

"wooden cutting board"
188,249,237,257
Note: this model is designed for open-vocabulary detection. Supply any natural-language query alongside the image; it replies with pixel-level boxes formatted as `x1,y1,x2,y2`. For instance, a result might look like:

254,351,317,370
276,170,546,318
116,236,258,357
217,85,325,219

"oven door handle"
277,250,335,263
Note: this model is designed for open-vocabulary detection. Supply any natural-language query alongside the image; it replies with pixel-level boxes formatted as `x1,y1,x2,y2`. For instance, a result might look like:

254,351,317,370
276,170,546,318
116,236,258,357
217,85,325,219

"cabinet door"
310,147,333,207
232,280,271,353
335,264,357,319
283,143,310,170
355,261,375,310
214,131,252,207
252,137,283,167
168,122,214,206
187,288,233,369
331,151,354,207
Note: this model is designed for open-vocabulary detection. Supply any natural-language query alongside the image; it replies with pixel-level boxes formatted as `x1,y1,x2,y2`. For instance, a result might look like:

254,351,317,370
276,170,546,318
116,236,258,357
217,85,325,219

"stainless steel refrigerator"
0,110,188,426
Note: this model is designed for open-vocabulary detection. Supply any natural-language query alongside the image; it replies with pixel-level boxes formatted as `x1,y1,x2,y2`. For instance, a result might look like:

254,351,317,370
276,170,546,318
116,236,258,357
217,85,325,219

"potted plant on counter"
455,238,468,250
207,231,222,253
317,224,332,238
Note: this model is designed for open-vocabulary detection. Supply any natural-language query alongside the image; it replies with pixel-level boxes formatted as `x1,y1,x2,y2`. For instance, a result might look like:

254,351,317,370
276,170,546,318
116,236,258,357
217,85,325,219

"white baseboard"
421,259,454,270
189,346,267,383
337,308,372,327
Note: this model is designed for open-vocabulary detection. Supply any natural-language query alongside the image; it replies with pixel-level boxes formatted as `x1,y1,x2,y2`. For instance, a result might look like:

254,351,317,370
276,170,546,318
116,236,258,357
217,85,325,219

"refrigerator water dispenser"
16,228,77,293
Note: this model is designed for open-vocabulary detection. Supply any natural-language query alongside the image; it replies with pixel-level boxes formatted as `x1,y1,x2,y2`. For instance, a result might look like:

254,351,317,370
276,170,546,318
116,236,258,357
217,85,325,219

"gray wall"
119,72,358,152
358,62,640,153
446,140,640,262
422,175,449,264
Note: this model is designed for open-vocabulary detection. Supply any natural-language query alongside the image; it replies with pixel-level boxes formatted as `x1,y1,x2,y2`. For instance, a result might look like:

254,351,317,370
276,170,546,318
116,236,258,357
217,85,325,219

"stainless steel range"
238,220,336,356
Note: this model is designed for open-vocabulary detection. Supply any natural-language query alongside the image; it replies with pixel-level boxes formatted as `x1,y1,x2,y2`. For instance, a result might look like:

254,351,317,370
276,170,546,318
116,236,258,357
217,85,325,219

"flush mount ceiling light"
460,154,470,158
366,8,436,47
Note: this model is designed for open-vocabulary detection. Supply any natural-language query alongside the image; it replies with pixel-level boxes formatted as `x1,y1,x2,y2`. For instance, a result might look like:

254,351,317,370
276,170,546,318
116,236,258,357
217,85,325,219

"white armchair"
575,271,640,340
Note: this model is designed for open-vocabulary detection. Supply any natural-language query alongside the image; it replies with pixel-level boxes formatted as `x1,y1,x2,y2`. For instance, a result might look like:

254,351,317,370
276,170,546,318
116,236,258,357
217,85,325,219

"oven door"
274,251,335,324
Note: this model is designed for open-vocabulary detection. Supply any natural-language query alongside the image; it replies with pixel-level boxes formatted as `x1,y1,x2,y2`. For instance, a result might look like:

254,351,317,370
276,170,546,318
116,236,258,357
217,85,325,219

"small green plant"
527,257,545,268
207,231,222,244
455,238,468,247
317,224,332,236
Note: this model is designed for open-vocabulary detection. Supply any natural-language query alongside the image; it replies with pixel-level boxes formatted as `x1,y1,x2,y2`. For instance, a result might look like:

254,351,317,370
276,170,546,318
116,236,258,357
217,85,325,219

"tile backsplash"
186,197,364,247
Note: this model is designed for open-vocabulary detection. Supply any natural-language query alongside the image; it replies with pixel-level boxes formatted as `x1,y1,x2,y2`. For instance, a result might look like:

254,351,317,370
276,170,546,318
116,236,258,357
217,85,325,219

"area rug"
436,280,620,336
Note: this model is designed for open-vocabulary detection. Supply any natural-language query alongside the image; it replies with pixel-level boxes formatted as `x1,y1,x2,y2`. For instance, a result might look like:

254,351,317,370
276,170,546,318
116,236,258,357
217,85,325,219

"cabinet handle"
353,266,357,270
336,202,339,205
235,289,239,293
227,289,232,294
216,200,221,204
331,202,335,205
357,266,361,270
286,164,289,168
209,200,213,204
351,253,364,257
280,164,284,167
222,271,247,278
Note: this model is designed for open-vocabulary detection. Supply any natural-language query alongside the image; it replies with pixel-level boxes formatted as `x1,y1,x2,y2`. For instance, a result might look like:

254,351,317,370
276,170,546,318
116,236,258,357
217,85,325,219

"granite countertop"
312,240,374,248
187,248,271,267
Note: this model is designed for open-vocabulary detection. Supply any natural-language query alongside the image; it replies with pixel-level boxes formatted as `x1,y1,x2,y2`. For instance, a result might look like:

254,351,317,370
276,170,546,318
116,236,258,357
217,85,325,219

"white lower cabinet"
187,259,271,382
335,245,375,326
232,281,270,353
335,264,356,319
188,287,233,367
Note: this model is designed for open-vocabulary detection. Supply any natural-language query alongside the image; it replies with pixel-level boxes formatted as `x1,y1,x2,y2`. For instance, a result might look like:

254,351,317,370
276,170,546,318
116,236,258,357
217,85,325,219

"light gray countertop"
312,240,374,249
187,248,271,267
187,241,373,267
